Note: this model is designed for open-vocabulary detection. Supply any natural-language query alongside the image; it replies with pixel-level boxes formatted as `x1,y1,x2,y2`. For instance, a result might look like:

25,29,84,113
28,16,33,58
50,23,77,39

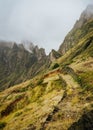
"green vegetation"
0,43,49,91
0,122,7,129
59,18,93,55
0,7,93,130
36,78,44,85
19,86,29,92
52,63,59,69
14,111,23,117
79,71,93,91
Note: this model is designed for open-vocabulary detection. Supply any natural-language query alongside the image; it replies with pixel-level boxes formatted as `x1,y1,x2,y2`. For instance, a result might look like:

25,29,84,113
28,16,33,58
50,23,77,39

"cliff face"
0,42,49,91
68,110,93,130
74,5,93,30
0,5,93,130
49,49,61,62
58,5,93,55
0,28,93,129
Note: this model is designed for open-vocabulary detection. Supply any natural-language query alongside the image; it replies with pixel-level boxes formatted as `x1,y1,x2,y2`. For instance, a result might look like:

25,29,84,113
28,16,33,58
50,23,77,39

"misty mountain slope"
42,36,93,129
0,43,93,130
58,5,93,55
57,18,93,66
0,16,93,130
0,4,93,130
0,42,50,91
49,49,61,62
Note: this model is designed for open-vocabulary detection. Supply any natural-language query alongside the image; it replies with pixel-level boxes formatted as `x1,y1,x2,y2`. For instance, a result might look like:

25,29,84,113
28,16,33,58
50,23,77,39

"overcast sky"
0,0,93,53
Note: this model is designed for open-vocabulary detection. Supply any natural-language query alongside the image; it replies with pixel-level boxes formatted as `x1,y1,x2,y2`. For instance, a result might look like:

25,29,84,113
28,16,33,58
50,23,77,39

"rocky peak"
22,41,34,53
0,40,49,90
58,5,93,55
33,45,46,60
33,45,39,54
18,44,25,50
39,48,46,57
49,49,61,62
81,4,93,19
12,43,19,50
86,4,93,13
74,4,93,30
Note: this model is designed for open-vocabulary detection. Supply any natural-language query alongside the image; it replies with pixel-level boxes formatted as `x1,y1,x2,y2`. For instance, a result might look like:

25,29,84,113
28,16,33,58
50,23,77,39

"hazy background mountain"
0,41,50,91
0,0,93,53
0,5,93,130
58,4,93,54
0,39,62,91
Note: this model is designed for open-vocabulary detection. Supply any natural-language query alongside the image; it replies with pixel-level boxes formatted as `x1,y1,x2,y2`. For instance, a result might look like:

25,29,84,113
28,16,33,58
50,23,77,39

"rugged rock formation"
0,42,49,91
0,5,93,130
58,5,93,55
74,4,93,30
68,110,93,130
49,49,61,62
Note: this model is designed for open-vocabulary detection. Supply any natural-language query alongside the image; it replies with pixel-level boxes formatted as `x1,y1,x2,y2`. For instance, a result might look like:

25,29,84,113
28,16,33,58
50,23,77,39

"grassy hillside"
0,58,93,129
58,18,93,54
0,8,93,130
0,29,93,129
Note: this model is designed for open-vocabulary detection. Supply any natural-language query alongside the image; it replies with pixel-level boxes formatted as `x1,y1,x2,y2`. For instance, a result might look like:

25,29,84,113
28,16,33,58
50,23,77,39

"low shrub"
0,122,7,129
52,63,59,69
36,78,43,85
14,111,22,117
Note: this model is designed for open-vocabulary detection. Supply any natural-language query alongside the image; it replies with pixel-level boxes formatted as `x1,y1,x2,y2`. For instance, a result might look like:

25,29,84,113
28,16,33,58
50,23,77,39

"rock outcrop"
58,5,93,55
0,42,49,91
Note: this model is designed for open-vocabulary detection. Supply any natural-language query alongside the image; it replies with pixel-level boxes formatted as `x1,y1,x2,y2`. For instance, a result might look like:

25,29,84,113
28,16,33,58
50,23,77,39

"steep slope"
68,110,93,130
49,49,61,62
0,42,49,91
0,43,93,130
58,5,93,55
0,5,93,130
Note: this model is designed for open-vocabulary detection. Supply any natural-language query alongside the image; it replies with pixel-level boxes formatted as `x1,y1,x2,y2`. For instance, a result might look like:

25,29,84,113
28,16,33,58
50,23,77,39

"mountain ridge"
58,4,93,55
0,41,50,91
0,5,93,130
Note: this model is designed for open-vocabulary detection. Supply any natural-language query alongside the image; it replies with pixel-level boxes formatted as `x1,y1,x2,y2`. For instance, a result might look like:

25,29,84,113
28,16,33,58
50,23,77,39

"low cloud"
0,0,93,53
